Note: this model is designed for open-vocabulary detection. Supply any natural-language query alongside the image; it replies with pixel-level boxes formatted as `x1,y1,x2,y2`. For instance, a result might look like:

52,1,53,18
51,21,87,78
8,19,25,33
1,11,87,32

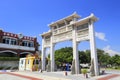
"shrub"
0,67,4,70
0,57,19,61
82,69,88,74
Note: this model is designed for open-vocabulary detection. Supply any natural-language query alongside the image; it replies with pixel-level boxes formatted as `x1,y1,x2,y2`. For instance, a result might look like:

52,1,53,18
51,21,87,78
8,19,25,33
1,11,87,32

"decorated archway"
41,12,99,76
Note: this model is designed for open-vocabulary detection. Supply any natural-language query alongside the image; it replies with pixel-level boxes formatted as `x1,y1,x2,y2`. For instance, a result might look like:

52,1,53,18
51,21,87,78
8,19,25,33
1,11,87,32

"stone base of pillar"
39,61,42,71
46,60,51,72
55,64,57,71
71,59,75,74
90,59,95,76
79,66,81,74
71,59,81,74
98,64,100,75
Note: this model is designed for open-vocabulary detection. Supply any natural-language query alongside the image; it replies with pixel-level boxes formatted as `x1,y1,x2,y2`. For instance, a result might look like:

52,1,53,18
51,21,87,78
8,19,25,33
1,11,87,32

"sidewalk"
0,71,94,80
0,70,120,80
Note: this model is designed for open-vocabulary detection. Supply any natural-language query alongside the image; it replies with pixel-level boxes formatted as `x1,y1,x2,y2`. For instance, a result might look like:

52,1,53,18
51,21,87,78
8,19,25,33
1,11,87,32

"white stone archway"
41,12,99,76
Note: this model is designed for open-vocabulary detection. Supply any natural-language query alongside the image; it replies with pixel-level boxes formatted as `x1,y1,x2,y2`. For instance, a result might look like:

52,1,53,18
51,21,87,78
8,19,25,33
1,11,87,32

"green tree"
79,51,89,63
111,54,120,66
49,47,119,68
55,47,73,66
85,50,91,63
81,49,111,66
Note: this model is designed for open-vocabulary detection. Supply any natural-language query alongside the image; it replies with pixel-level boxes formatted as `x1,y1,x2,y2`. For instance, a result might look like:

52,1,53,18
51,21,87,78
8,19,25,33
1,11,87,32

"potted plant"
82,69,88,78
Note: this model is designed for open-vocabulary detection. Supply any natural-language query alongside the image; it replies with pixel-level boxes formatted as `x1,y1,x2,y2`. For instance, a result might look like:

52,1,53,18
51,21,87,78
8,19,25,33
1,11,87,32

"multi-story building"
0,29,39,57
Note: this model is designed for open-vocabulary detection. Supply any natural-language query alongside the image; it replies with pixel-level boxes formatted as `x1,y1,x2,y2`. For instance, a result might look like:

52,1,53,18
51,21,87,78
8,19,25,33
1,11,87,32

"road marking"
97,74,120,80
0,72,43,80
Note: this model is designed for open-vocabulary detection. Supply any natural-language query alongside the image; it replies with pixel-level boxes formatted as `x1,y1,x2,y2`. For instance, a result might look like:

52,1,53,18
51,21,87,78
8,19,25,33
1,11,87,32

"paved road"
0,74,29,80
0,72,42,80
0,70,120,80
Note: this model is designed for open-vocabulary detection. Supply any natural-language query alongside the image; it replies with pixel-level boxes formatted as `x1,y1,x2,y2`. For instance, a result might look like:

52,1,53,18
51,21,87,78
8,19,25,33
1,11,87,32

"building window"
28,60,30,64
3,38,10,44
21,60,23,64
11,39,17,45
3,38,6,43
22,41,28,47
3,37,17,45
22,41,34,47
28,42,34,47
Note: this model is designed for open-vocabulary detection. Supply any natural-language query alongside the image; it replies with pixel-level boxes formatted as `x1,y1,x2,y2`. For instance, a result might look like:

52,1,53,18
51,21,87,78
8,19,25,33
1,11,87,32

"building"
0,29,39,58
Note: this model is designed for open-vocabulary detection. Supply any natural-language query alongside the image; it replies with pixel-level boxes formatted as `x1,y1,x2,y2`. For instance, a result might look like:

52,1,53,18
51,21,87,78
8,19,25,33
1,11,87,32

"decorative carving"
77,29,89,37
77,23,88,30
67,25,72,31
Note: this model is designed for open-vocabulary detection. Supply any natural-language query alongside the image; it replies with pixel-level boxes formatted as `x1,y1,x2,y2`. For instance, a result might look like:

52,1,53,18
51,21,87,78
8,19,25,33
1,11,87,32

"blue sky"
0,0,120,55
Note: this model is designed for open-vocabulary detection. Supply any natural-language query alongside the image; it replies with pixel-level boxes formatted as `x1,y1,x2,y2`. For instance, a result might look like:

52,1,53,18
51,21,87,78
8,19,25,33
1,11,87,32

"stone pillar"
50,36,55,72
89,19,99,76
72,25,79,74
42,37,46,71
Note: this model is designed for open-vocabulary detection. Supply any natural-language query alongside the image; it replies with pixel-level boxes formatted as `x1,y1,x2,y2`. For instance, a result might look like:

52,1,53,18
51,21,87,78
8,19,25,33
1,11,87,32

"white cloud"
95,32,107,41
103,45,120,56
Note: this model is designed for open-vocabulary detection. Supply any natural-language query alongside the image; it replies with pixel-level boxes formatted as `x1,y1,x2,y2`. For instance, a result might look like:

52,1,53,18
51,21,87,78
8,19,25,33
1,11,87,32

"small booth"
19,54,41,71
19,58,26,71
26,56,40,71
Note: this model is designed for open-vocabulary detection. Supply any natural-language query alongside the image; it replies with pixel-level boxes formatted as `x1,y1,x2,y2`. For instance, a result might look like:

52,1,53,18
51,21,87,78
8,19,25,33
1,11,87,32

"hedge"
0,57,19,61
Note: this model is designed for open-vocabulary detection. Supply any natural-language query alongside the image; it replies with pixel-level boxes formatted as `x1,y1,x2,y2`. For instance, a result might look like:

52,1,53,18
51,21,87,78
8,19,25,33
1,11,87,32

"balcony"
0,43,35,51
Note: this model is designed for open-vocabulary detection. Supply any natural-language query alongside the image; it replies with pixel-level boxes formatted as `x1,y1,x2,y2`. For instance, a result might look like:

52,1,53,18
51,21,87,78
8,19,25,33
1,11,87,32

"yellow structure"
19,54,40,71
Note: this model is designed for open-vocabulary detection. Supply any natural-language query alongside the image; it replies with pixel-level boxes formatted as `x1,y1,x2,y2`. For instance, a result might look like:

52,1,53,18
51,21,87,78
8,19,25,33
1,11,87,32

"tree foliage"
110,54,120,66
79,50,90,63
0,57,19,61
55,47,73,66
52,47,120,67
